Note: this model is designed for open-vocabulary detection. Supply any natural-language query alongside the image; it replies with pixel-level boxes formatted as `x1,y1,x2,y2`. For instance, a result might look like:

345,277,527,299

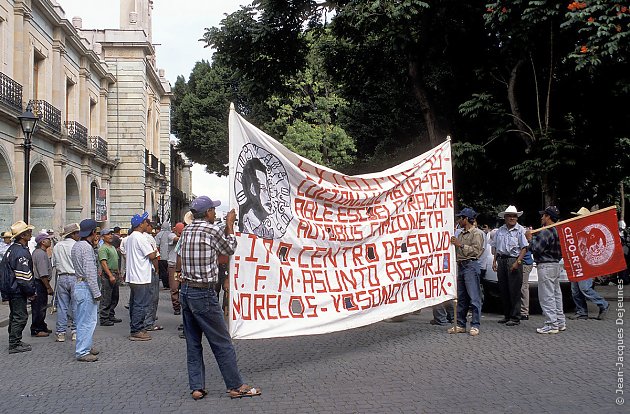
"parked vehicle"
478,240,574,313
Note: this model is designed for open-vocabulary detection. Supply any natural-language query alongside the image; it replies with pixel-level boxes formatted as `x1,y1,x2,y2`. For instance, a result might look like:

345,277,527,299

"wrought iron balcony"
145,149,149,166
89,136,108,158
65,121,88,150
159,161,166,175
0,72,23,113
151,153,158,170
32,100,61,134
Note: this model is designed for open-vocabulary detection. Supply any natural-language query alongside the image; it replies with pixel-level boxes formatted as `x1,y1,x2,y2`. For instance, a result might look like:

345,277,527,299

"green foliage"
283,120,356,168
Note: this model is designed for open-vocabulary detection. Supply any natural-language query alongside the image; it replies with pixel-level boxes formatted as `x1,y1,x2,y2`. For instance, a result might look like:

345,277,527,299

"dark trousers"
99,275,120,322
497,257,523,322
30,279,49,334
8,296,28,347
158,260,169,289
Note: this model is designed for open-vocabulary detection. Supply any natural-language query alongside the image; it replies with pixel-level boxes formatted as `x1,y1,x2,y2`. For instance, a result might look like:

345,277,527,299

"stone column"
53,145,67,233
52,28,65,120
81,156,92,218
79,57,89,126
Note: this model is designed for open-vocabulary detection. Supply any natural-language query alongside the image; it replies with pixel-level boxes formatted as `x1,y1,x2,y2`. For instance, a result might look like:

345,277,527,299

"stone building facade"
0,0,191,234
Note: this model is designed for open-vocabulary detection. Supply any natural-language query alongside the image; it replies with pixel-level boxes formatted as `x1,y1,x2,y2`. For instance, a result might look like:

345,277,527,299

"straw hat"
570,207,590,216
2,231,12,238
497,205,523,218
61,223,80,238
184,211,194,225
10,220,35,239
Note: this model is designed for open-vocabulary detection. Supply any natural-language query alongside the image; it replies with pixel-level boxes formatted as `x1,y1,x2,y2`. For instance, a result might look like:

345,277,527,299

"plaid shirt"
179,219,237,283
529,227,562,263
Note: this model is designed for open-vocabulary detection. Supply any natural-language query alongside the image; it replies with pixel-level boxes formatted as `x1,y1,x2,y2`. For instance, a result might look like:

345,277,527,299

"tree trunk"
541,172,555,207
507,58,534,152
408,61,443,148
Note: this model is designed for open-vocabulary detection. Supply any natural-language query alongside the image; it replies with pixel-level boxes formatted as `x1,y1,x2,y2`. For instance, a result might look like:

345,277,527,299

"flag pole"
446,135,458,331
529,205,617,234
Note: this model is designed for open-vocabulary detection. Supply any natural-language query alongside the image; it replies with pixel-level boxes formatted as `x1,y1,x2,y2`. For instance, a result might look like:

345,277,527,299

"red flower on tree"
587,16,594,22
580,45,588,53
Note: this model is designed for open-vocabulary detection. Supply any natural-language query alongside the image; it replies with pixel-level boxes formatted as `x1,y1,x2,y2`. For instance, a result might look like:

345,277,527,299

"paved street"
0,284,628,414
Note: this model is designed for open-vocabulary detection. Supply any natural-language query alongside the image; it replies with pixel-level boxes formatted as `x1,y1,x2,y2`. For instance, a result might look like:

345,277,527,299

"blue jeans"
456,260,482,329
73,282,98,358
55,275,76,334
144,270,159,328
571,278,608,316
432,301,453,325
537,262,566,328
129,283,151,334
180,284,243,391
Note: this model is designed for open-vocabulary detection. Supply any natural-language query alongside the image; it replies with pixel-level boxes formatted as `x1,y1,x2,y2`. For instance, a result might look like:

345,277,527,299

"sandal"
228,384,261,399
191,389,208,400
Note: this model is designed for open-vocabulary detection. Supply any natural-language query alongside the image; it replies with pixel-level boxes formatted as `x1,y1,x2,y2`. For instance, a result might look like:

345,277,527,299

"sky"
58,0,248,212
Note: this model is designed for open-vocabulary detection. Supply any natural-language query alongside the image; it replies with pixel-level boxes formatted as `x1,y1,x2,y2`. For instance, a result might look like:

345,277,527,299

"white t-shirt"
125,231,154,284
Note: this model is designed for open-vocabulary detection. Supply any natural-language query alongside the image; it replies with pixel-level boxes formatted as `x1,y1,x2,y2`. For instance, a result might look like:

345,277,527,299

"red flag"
556,207,627,282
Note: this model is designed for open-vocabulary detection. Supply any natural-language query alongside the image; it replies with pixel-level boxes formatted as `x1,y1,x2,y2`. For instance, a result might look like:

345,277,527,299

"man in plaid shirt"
178,195,261,400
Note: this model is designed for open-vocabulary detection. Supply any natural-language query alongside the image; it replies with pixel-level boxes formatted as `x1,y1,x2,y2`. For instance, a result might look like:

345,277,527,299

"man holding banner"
525,206,566,334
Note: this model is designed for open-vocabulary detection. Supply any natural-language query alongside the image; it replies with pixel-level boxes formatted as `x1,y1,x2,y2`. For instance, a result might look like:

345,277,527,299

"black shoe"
597,305,610,320
177,324,184,331
505,320,520,326
46,329,52,334
100,320,114,327
111,318,123,323
17,341,32,350
124,305,129,309
174,310,181,315
9,344,32,354
520,315,529,320
568,314,588,320
497,318,509,324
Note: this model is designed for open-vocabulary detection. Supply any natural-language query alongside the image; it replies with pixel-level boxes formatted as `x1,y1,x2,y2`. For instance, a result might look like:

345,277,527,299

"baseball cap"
539,206,560,221
100,228,113,235
131,212,149,228
35,232,53,244
190,196,221,214
456,207,477,220
79,219,98,238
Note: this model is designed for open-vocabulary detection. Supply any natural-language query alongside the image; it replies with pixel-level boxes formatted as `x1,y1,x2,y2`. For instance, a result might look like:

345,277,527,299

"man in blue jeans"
71,219,101,362
448,207,485,336
178,195,261,400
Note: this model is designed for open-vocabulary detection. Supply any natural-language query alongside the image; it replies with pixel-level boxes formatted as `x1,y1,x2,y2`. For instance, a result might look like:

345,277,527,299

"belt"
181,280,215,289
76,277,87,282
496,254,517,259
457,259,477,265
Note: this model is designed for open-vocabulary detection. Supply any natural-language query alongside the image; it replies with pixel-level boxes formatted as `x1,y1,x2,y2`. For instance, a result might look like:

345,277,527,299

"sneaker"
497,318,509,324
505,320,520,326
469,327,480,336
536,325,559,334
447,326,466,334
129,331,152,341
77,354,98,362
177,324,184,331
100,320,114,327
568,314,588,320
558,324,567,332
520,315,529,320
17,341,32,350
71,332,76,341
8,344,32,354
597,305,609,320
55,333,66,342
174,310,181,315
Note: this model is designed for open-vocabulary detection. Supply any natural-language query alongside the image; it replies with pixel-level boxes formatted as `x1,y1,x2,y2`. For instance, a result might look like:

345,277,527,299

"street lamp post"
158,180,167,224
18,103,40,222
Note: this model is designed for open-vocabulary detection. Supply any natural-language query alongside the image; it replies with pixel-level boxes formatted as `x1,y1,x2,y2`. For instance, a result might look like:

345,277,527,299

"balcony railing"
0,72,23,113
89,136,108,158
151,154,158,170
32,100,61,134
159,161,166,175
145,149,149,166
65,121,88,150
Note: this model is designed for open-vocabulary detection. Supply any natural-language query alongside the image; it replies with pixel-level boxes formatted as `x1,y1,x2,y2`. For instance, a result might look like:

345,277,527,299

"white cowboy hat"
497,205,523,218
10,220,35,239
570,207,590,216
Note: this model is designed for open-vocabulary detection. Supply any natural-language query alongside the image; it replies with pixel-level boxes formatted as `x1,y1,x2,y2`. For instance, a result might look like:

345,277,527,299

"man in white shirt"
125,212,158,341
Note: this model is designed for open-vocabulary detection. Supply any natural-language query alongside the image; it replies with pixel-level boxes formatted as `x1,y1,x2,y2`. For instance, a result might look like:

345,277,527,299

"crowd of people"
432,204,630,337
0,193,261,400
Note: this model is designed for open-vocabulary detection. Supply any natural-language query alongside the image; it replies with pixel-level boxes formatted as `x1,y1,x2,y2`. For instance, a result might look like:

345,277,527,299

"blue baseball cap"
456,207,477,220
100,228,113,235
190,196,221,214
79,219,98,238
131,212,149,228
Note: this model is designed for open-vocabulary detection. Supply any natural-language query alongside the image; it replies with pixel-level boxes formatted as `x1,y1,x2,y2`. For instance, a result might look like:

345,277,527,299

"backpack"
0,245,17,301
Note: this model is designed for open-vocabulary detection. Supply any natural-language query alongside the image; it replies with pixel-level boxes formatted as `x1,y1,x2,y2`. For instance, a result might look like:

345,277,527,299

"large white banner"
228,106,456,339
